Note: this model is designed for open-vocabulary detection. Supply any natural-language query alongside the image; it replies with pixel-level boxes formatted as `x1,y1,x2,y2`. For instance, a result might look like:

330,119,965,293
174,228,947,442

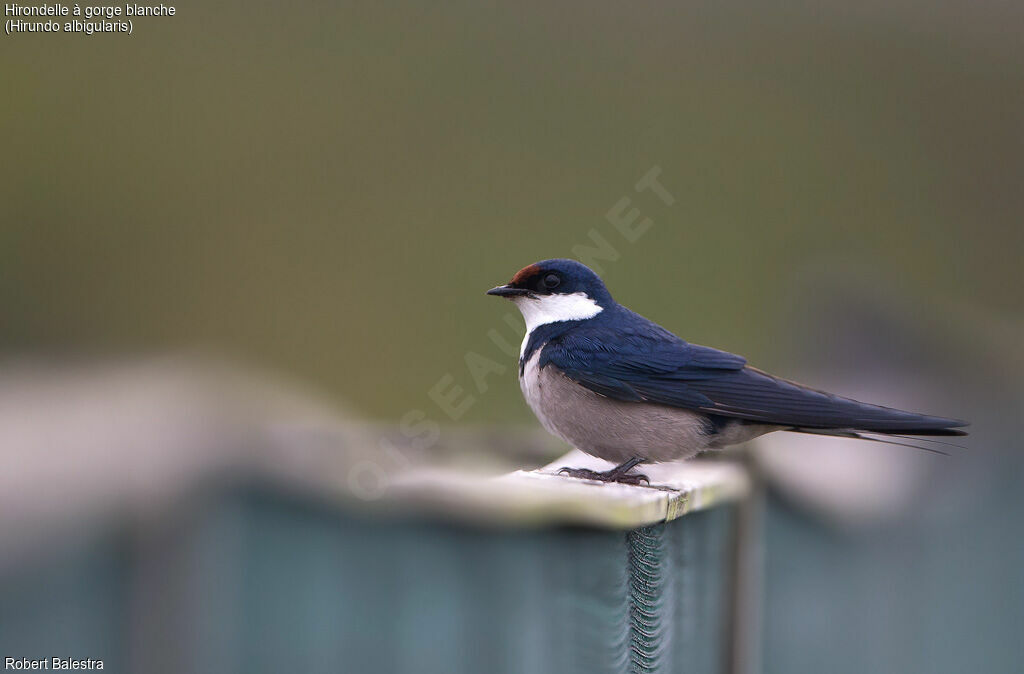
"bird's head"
487,259,613,331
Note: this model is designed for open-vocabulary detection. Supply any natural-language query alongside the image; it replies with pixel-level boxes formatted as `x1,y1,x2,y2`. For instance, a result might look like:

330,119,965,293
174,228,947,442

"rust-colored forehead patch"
510,263,541,285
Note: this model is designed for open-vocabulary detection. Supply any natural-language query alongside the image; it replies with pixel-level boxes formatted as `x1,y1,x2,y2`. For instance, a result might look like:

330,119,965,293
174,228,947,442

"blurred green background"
2,0,1021,424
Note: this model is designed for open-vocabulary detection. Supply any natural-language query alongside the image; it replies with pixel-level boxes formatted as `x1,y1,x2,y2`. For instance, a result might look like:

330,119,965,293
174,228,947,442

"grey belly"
519,351,769,463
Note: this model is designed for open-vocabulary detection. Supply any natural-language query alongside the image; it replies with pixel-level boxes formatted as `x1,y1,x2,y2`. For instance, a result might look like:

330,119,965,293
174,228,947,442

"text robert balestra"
5,658,104,670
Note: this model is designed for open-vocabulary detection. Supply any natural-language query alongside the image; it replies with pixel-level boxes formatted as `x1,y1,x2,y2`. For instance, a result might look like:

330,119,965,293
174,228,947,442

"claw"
556,466,651,486
613,473,650,486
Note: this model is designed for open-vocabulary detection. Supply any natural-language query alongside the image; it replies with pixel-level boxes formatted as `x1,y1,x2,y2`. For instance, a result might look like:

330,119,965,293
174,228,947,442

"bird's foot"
556,466,650,486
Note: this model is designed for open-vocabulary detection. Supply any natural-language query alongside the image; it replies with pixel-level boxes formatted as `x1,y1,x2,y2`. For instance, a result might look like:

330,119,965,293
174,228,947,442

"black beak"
487,285,529,297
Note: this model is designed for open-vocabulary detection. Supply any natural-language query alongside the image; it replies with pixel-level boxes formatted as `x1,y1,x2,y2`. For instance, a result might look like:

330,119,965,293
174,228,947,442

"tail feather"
841,406,968,436
789,428,954,455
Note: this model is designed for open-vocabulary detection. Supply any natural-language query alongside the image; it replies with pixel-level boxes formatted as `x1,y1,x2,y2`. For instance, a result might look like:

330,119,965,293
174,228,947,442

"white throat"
512,292,603,357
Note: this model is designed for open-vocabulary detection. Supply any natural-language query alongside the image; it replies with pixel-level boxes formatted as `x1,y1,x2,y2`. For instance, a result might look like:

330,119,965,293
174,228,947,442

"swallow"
487,259,967,485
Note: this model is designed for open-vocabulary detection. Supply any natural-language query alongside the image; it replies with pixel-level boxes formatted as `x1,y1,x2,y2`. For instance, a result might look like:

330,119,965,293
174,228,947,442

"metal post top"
385,450,750,530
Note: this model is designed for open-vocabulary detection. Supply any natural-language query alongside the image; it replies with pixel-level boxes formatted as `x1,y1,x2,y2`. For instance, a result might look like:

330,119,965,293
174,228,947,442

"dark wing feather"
540,313,967,436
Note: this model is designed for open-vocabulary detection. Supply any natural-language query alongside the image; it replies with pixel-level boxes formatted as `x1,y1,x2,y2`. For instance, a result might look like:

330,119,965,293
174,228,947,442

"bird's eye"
542,273,561,290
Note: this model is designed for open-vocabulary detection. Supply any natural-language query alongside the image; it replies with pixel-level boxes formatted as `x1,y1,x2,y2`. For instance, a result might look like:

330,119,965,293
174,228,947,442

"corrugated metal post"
628,525,668,673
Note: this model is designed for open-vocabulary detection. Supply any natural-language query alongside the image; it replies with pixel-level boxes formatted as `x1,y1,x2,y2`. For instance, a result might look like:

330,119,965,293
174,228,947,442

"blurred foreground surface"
0,350,1020,673
0,360,741,674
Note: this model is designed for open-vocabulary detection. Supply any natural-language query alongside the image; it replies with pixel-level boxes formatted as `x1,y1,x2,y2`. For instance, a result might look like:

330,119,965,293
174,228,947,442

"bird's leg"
557,456,650,485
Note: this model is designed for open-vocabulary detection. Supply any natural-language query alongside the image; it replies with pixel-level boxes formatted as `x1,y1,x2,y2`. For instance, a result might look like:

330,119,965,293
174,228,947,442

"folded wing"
540,316,967,436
